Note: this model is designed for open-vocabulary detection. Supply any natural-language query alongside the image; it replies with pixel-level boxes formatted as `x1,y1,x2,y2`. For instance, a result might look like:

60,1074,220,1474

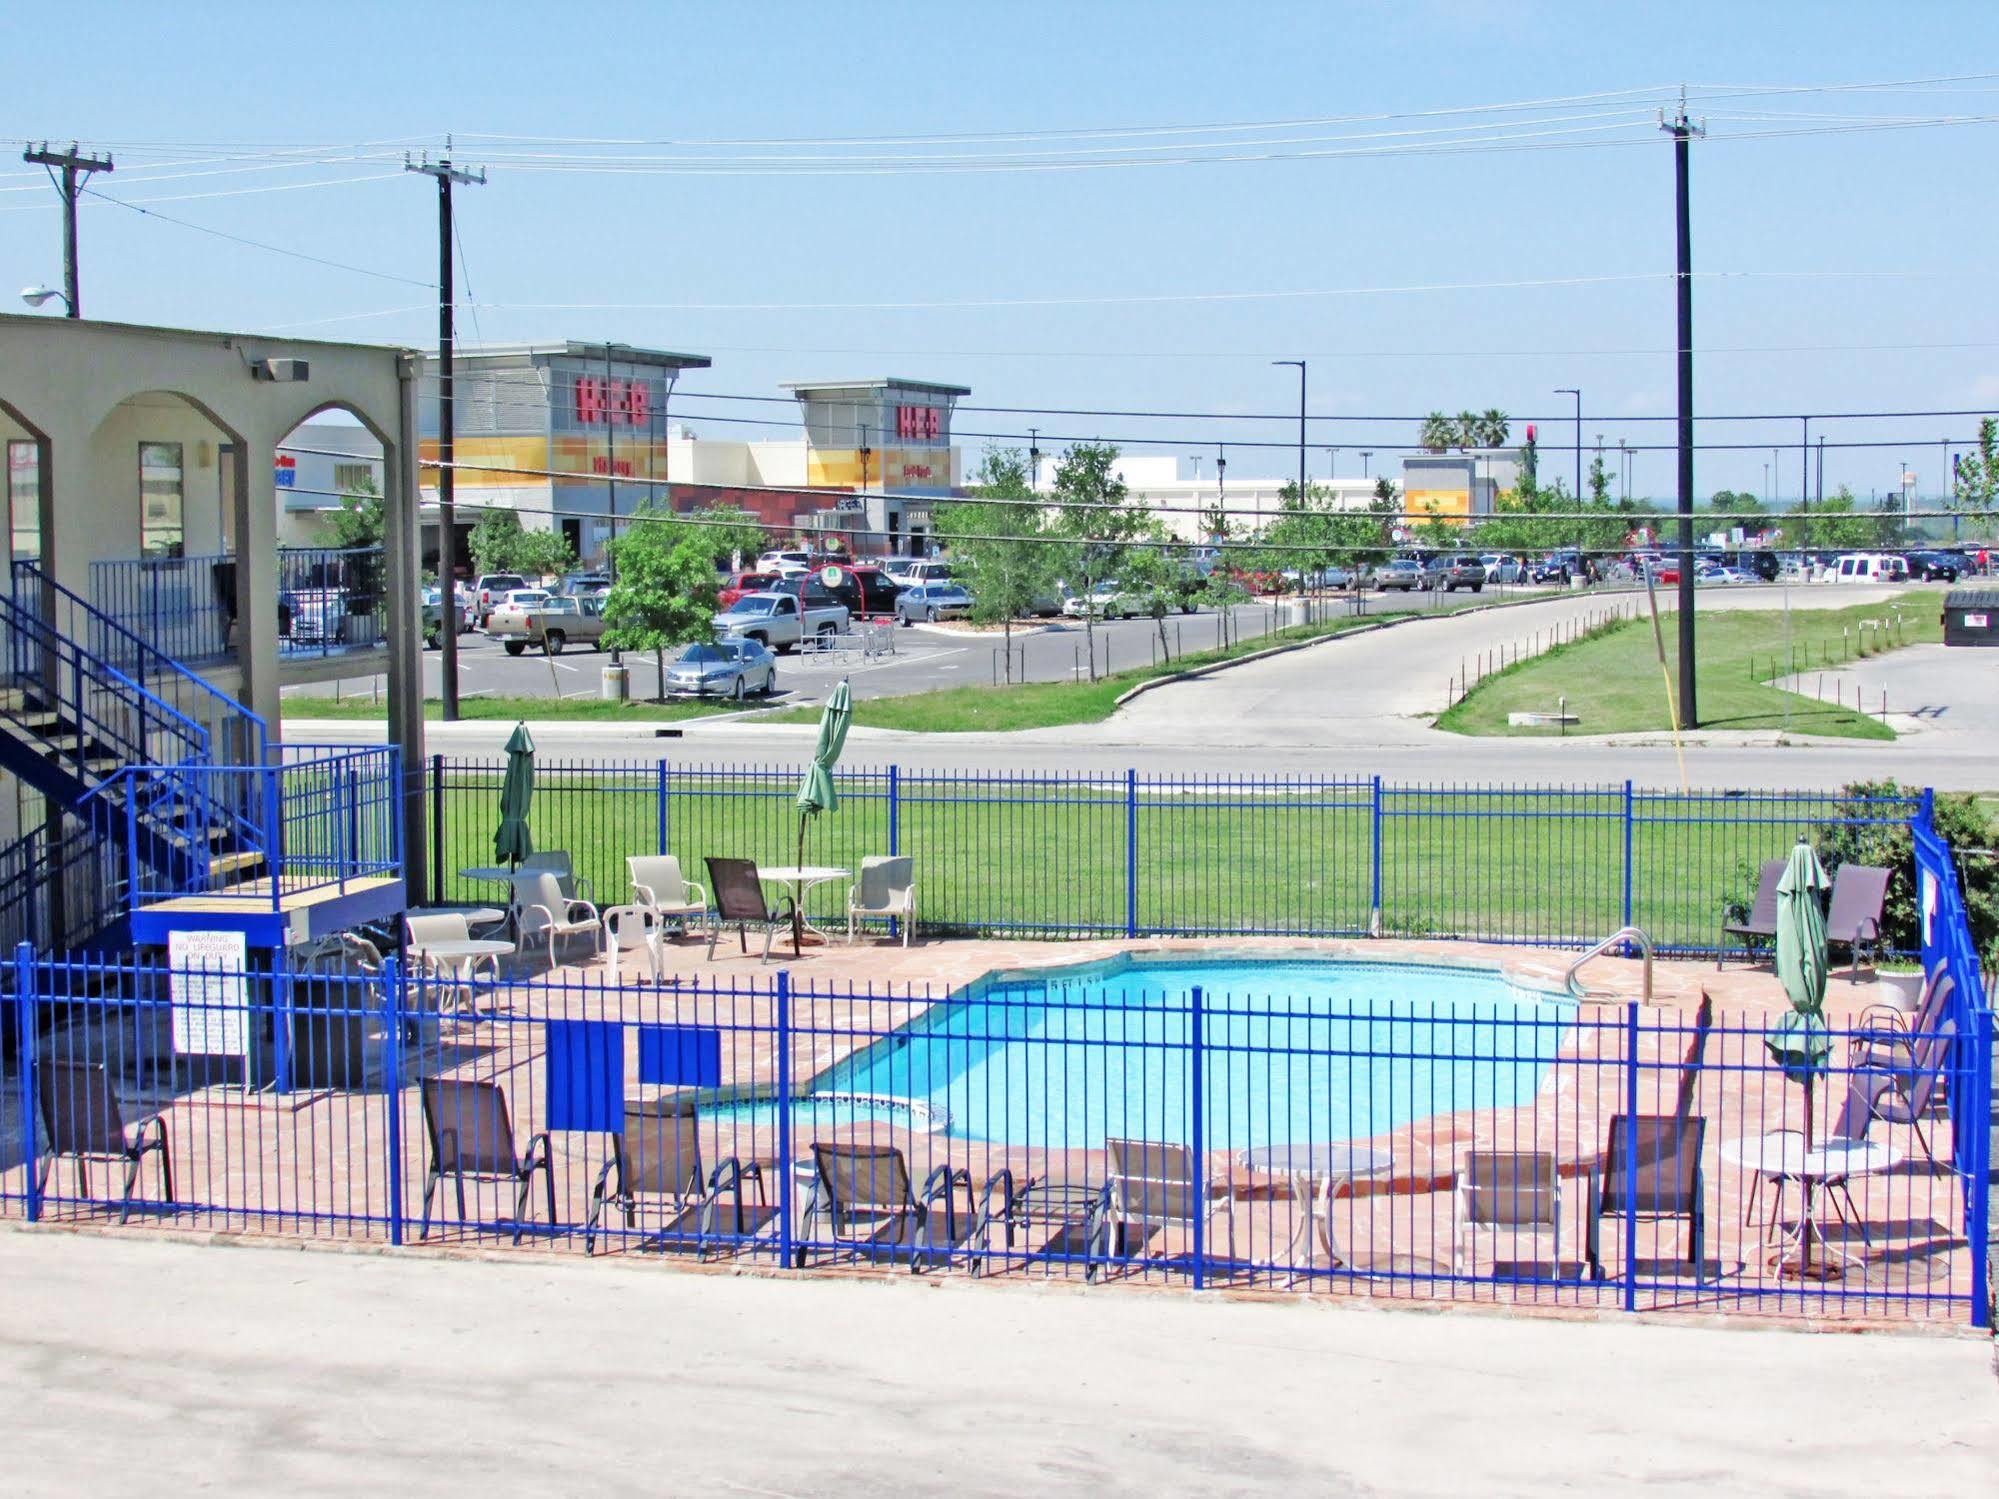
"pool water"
757,956,1576,1150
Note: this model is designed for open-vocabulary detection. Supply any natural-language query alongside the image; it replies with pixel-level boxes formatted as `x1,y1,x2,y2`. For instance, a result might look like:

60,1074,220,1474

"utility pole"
1273,361,1306,504
23,142,114,318
1028,427,1041,487
407,150,486,722
1554,389,1582,501
1662,94,1704,729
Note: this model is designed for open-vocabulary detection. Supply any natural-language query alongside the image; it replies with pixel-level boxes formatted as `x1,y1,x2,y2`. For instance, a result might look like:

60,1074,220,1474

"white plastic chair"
847,855,916,946
626,856,710,937
511,870,601,969
521,850,593,905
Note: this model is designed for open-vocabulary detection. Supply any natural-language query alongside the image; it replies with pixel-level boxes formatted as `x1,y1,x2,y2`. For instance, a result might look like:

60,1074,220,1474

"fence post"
1621,781,1636,933
428,753,445,901
886,765,901,942
656,760,669,855
1125,768,1139,938
14,943,39,1223
381,955,405,1247
776,970,794,1271
1623,1001,1641,1313
1369,775,1384,936
1969,1001,1992,1329
1190,983,1206,1290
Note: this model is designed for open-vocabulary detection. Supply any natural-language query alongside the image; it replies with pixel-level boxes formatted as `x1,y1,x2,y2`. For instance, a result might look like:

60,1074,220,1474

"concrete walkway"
0,1231,1991,1496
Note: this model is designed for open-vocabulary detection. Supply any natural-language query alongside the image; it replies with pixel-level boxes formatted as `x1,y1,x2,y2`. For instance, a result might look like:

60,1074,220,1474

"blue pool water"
740,956,1576,1150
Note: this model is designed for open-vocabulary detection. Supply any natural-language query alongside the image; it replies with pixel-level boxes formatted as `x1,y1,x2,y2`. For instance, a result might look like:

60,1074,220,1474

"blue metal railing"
86,547,386,667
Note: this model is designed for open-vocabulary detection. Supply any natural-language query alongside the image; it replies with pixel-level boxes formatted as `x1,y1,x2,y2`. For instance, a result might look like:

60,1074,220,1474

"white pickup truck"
710,590,849,653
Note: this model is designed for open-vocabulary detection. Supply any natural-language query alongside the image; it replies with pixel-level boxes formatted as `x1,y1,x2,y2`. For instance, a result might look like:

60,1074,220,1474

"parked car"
1061,581,1132,618
663,638,778,700
486,593,608,656
557,571,611,597
472,573,529,626
420,582,475,646
1830,553,1908,584
717,570,782,609
1371,558,1429,592
755,549,814,575
1907,550,1964,582
480,589,551,648
1440,556,1487,592
710,590,849,652
1478,553,1526,584
883,557,955,588
1531,551,1584,584
820,564,904,620
896,582,973,624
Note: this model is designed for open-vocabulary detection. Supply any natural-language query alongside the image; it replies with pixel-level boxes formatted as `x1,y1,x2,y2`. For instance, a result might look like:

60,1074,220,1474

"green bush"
1810,779,1998,964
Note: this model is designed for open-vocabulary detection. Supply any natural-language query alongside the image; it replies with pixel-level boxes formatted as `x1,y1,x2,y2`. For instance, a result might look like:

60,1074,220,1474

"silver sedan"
663,639,778,701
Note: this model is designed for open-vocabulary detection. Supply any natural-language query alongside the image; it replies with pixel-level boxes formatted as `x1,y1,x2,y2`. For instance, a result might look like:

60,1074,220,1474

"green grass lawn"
1435,594,1943,740
282,694,744,723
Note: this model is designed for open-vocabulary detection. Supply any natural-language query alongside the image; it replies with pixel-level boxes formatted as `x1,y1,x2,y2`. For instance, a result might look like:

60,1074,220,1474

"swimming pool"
754,954,1576,1150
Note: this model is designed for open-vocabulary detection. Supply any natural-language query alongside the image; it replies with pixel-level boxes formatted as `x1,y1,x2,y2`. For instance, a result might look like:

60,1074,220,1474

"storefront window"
6,440,40,561
139,441,184,557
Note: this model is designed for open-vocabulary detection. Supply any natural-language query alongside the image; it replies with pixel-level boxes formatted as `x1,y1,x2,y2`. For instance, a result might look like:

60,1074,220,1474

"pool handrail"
1566,926,1654,1004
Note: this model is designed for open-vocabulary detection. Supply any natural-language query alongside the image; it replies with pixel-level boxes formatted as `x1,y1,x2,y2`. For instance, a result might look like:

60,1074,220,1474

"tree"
1789,485,1895,551
1709,489,1762,516
1476,409,1511,448
1248,480,1395,590
1950,416,1999,520
467,509,577,580
320,475,384,549
1588,451,1615,507
1051,442,1145,680
1116,521,1199,657
1418,413,1456,454
686,507,766,573
935,447,1061,671
1453,410,1481,452
600,507,730,699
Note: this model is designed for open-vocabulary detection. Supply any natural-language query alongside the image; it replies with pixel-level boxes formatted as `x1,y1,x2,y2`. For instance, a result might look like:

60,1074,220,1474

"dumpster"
1941,587,1999,647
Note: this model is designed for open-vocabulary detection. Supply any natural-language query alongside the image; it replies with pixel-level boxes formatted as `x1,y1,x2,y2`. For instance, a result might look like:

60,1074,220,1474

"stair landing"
133,875,405,949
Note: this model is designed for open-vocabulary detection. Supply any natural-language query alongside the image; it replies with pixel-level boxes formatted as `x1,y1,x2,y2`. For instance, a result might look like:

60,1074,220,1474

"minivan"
1832,553,1908,583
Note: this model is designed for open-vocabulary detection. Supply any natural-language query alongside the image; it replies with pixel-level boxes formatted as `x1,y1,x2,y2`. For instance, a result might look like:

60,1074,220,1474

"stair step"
208,850,266,878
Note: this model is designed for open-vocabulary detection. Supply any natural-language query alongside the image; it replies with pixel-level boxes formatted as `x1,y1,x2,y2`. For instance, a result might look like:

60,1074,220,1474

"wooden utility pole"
23,142,114,317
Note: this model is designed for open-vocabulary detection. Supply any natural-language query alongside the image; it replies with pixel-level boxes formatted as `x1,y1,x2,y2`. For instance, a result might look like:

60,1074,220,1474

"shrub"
1810,779,1998,964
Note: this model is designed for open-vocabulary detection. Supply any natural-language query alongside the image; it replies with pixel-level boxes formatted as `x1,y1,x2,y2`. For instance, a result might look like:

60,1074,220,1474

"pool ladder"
1565,926,1654,1003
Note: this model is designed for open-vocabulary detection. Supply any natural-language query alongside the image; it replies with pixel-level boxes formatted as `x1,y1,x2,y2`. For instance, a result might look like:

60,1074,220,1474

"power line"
80,185,433,288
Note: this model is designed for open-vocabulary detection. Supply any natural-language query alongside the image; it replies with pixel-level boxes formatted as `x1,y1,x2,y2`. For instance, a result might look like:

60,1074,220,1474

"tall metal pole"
24,143,113,318
1663,100,1703,729
407,153,485,723
1554,389,1582,501
1273,361,1306,502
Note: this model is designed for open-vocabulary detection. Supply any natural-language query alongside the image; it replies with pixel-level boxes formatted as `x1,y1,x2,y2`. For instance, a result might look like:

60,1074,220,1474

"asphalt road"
3,1232,1991,1497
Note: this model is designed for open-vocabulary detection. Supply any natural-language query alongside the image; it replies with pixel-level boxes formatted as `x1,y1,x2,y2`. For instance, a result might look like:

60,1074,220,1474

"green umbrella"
493,722,536,868
790,680,853,952
1766,837,1834,1139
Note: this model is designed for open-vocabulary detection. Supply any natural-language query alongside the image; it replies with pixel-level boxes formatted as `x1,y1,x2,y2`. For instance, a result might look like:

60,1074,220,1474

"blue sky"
6,0,1998,500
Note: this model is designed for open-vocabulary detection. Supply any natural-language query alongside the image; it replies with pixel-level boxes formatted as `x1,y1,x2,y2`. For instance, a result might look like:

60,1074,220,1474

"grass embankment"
1435,595,1943,740
762,599,1493,733
281,694,742,722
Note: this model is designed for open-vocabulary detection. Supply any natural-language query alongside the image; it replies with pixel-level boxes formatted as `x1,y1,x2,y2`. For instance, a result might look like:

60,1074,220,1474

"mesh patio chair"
35,1059,174,1223
584,1101,773,1256
1453,1150,1564,1278
1084,1138,1236,1282
702,857,791,962
418,1078,555,1243
1586,1115,1708,1281
1716,859,1787,968
798,1141,1014,1274
511,869,601,969
847,855,916,946
1850,969,1954,1076
626,856,710,938
1848,1019,1955,1168
1825,863,1891,974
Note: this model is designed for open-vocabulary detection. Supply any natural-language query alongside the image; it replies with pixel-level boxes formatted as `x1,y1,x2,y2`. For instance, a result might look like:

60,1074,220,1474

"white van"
882,557,954,587
1831,553,1908,584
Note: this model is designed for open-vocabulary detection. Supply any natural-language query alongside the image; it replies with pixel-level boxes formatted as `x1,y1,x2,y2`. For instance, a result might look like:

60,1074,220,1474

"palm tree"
1478,409,1511,448
1454,411,1481,452
1418,412,1455,454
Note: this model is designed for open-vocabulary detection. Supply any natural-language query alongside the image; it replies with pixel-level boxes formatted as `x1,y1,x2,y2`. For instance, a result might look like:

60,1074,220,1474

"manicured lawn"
1435,594,1943,740
282,694,744,722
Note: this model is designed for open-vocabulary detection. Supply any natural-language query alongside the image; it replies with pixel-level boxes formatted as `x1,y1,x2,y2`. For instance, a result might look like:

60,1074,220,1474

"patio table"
407,937,516,1014
1720,1132,1900,1280
756,865,851,953
1238,1143,1393,1279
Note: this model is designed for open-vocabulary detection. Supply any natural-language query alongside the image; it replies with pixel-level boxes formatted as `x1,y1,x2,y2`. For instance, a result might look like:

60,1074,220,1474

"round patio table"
757,865,851,953
1238,1142,1392,1279
1720,1132,1900,1280
407,938,516,1014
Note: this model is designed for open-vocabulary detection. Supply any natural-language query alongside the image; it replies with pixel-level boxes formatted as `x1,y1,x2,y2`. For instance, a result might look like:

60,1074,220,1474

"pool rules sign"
168,929,252,1058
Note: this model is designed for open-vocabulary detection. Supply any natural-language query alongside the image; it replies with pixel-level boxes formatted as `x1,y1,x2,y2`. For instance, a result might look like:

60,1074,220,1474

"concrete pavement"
0,1231,1992,1496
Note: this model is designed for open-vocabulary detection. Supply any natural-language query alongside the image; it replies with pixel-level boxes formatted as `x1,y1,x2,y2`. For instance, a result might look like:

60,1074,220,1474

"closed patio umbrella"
493,722,536,868
1766,837,1835,1277
790,680,852,953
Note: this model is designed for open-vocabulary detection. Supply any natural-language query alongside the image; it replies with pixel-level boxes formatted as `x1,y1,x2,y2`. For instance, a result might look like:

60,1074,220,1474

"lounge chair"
1716,858,1787,968
583,1100,772,1256
511,869,601,968
35,1059,174,1223
1586,1116,1707,1281
847,855,916,946
798,1141,1013,1273
1825,863,1891,974
626,855,710,938
1454,1150,1564,1278
417,1078,556,1243
702,857,791,962
1084,1138,1236,1281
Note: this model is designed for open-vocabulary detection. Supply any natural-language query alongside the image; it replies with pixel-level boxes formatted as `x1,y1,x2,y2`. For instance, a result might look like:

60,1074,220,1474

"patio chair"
1084,1138,1236,1282
1824,863,1891,974
847,855,916,947
1846,1018,1955,1168
1850,968,1954,1075
626,856,710,939
1716,858,1787,968
702,857,791,963
511,869,601,968
797,1141,1014,1273
1670,992,1716,1120
1453,1151,1564,1278
404,911,509,1012
34,1058,175,1223
583,1100,773,1256
1586,1115,1707,1281
417,1078,556,1243
521,849,593,904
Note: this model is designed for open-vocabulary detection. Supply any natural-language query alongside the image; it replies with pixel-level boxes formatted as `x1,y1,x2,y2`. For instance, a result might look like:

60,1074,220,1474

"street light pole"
1273,361,1306,504
1661,97,1704,729
1359,450,1372,479
23,142,113,319
1555,388,1582,501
